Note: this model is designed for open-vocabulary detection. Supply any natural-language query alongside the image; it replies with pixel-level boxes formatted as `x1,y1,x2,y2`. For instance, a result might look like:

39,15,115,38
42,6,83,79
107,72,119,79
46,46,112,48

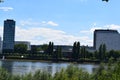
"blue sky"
0,0,120,46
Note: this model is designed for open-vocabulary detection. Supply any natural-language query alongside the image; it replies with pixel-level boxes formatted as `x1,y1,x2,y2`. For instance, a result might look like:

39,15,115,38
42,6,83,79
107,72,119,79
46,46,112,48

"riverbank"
2,56,100,64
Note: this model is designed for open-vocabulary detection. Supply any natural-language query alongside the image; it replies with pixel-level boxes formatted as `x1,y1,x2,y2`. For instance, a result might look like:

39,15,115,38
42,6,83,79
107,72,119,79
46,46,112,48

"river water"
0,60,99,75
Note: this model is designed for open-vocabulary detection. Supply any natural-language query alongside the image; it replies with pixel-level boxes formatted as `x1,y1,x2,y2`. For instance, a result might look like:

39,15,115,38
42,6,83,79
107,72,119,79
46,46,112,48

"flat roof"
94,29,118,33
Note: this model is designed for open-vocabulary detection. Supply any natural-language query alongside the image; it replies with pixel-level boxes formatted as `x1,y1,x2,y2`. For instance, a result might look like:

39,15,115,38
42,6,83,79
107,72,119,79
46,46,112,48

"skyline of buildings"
0,19,120,53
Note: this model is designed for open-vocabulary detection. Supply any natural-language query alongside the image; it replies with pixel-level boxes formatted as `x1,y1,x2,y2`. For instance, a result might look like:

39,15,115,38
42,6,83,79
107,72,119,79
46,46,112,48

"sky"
0,0,120,46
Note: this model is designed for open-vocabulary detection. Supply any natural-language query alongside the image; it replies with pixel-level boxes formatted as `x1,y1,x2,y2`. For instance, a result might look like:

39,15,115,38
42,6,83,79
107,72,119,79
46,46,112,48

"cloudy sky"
0,0,120,46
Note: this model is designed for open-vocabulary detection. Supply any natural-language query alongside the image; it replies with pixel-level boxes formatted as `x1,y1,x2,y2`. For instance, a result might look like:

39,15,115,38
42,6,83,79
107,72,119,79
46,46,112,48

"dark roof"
94,29,118,34
5,19,15,22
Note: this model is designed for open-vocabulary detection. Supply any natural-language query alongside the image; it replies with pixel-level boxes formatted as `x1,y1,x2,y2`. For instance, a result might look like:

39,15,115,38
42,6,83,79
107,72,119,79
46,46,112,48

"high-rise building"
94,29,120,51
2,19,16,53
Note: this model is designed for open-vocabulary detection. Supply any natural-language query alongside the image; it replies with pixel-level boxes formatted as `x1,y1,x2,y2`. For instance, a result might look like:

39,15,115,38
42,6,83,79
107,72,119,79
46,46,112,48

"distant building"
94,29,120,51
2,19,16,53
85,46,95,52
15,41,31,50
54,45,73,57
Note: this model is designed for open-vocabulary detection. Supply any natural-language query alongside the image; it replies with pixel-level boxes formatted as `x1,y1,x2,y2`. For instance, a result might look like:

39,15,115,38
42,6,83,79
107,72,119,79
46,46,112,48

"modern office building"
94,29,120,51
2,19,16,53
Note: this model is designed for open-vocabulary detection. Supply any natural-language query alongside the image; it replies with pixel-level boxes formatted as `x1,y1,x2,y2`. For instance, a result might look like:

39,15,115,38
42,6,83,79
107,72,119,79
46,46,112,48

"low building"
15,41,31,50
54,45,73,58
85,46,95,53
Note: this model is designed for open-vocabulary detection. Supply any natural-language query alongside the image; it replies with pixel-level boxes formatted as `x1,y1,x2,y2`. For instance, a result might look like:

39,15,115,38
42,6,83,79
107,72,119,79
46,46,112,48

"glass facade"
2,19,15,53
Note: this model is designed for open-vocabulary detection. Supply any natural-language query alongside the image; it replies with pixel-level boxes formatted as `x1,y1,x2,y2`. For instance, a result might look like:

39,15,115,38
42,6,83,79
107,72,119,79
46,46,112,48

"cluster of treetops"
2,41,120,62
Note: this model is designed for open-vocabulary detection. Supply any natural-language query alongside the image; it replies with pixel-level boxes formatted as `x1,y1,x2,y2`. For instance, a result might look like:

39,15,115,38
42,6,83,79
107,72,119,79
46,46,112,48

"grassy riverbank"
0,60,120,80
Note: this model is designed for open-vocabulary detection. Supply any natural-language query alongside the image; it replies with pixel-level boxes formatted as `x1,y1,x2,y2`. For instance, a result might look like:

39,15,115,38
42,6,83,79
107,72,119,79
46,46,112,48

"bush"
1,62,120,80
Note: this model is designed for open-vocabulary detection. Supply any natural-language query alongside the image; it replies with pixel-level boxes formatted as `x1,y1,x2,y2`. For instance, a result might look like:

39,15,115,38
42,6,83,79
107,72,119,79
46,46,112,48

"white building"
94,29,120,51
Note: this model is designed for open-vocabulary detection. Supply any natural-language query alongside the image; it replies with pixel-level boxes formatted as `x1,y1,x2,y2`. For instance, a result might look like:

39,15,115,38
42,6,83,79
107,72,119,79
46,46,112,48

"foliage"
72,42,80,60
14,44,27,54
30,45,38,54
53,46,62,59
0,68,11,80
80,46,86,59
2,61,120,80
98,44,106,61
45,42,54,55
41,44,48,52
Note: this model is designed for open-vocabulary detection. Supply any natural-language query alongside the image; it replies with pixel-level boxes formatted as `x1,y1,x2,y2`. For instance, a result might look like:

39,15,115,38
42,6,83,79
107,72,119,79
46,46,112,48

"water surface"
0,60,99,75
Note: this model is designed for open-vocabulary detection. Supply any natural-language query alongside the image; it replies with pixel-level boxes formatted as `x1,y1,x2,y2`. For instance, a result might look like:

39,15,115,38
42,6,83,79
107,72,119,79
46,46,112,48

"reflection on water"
0,60,99,75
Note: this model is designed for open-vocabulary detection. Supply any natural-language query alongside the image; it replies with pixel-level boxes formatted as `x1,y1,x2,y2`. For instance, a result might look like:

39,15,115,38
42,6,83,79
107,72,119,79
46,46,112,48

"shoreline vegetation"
1,55,101,64
0,60,120,80
2,42,120,63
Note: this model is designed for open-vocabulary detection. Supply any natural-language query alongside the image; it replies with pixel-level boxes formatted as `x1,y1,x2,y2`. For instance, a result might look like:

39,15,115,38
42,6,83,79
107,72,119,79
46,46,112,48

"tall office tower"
94,29,120,51
2,19,16,53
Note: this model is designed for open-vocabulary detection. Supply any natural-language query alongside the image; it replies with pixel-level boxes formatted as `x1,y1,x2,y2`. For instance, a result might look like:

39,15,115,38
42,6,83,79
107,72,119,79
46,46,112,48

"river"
0,60,99,75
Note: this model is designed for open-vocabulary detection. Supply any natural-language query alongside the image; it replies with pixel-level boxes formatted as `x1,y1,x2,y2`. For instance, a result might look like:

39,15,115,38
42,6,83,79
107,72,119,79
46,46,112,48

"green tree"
41,44,48,51
99,44,102,60
52,46,62,61
72,42,80,60
72,42,77,59
98,44,107,61
14,44,27,54
76,42,80,59
103,44,106,60
81,46,86,60
46,42,54,55
30,45,38,54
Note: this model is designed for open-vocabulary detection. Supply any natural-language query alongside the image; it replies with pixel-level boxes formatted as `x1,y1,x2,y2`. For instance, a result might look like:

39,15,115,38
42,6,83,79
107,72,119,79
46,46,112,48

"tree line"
1,41,120,62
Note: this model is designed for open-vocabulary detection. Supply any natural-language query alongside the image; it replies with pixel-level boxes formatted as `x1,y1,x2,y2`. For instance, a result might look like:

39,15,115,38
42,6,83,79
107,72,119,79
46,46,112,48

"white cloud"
20,20,59,27
80,27,102,34
1,24,120,46
0,7,13,11
80,24,120,35
0,26,3,39
104,24,120,30
47,21,59,26
15,26,92,46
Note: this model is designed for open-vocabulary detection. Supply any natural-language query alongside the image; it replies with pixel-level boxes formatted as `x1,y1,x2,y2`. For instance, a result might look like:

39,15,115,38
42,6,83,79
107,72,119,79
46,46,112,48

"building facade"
94,29,120,51
2,19,16,53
